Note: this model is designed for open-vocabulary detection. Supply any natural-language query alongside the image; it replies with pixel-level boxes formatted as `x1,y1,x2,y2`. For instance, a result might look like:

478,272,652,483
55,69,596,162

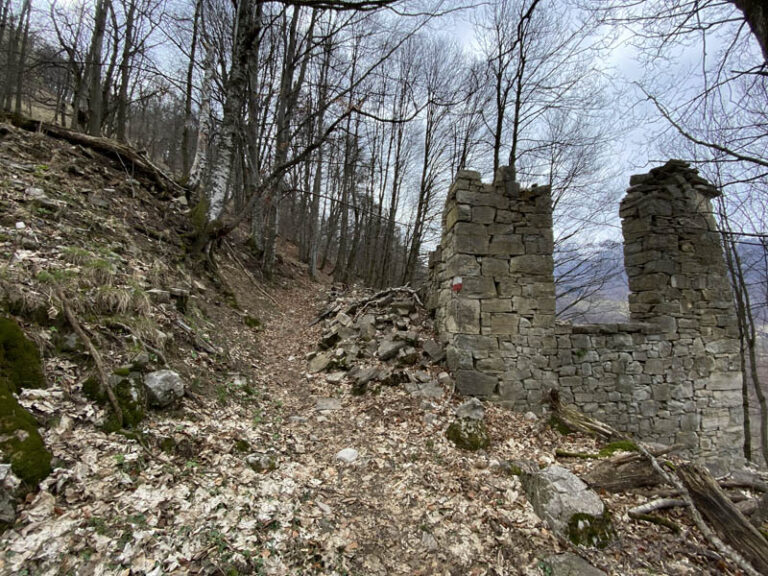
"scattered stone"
59,332,80,353
406,381,444,399
315,398,342,412
308,352,332,373
246,452,277,473
456,397,485,420
0,465,19,526
325,372,346,384
437,372,453,388
524,411,538,422
540,553,607,576
422,339,445,362
522,465,613,548
378,339,406,361
144,370,185,408
336,448,358,463
397,346,419,365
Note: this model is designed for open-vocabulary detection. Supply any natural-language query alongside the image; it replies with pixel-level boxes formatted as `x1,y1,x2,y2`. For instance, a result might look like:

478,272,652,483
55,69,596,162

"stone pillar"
620,160,743,472
432,167,556,408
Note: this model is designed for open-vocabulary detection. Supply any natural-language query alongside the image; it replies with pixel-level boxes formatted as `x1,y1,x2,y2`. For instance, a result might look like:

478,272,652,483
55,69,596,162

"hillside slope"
0,124,753,575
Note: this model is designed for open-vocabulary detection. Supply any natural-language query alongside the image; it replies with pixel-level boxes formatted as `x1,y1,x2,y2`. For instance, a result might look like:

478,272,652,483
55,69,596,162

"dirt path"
238,281,557,576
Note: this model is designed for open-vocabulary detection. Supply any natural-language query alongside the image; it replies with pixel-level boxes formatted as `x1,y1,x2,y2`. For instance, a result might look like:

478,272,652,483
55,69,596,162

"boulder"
144,370,185,408
522,465,613,548
446,417,490,450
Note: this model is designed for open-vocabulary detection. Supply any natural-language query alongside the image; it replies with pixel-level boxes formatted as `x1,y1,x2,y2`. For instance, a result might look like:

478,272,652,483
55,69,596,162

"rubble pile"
307,286,451,398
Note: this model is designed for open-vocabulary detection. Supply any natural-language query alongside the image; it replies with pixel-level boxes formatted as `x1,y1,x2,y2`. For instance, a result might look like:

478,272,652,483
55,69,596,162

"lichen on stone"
566,511,614,549
446,419,490,451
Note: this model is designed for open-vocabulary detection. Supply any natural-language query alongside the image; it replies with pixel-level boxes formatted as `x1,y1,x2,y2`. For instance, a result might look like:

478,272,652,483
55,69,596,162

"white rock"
144,370,185,408
335,448,358,463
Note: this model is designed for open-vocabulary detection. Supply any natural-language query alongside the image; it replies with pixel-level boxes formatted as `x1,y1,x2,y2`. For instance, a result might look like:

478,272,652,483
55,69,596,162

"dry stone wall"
429,161,743,473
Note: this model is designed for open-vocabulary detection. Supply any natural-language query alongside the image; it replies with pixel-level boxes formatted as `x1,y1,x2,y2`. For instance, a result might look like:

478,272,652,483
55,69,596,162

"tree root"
55,286,123,428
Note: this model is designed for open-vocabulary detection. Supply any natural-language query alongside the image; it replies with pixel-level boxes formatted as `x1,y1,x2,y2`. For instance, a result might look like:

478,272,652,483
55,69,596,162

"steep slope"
0,124,756,575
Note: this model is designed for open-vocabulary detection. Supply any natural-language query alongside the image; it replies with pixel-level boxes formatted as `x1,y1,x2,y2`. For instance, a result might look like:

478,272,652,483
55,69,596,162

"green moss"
82,376,104,403
0,378,52,486
159,437,176,453
234,439,251,453
548,415,575,436
446,419,490,451
566,511,614,549
598,440,638,457
190,197,210,235
98,374,146,433
0,317,46,393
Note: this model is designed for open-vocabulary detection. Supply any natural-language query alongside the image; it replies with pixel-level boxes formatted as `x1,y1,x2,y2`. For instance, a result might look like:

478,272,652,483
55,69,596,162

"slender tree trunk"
12,0,31,116
181,0,202,178
719,198,768,465
85,0,110,136
116,0,136,142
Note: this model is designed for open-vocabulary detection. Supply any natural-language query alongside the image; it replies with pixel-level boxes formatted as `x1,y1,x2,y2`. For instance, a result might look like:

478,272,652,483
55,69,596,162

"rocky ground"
0,122,764,575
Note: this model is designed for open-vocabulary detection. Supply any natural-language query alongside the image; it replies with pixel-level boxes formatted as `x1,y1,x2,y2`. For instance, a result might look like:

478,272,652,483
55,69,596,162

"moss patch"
0,317,46,393
566,511,615,549
87,372,146,433
598,440,638,457
102,374,146,432
0,379,52,487
0,318,51,487
446,419,490,451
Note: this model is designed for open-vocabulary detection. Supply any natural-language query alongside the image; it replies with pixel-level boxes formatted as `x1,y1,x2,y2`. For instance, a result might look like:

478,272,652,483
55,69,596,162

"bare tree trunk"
718,197,768,465
12,0,31,116
115,0,136,142
181,0,202,178
84,0,110,136
187,42,213,198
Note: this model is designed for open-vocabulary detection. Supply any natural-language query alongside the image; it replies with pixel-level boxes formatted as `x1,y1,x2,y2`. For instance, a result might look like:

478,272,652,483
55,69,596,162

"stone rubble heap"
307,287,451,398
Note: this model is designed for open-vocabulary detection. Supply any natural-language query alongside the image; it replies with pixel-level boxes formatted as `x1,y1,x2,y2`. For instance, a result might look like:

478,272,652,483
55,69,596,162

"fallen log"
583,452,666,492
2,113,185,197
678,462,768,575
548,389,620,441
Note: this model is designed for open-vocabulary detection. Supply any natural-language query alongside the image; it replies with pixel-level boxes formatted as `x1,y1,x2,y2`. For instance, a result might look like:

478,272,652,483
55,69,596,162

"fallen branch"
3,113,185,196
54,287,123,427
678,463,768,574
550,397,765,575
627,511,681,533
629,498,688,515
548,389,620,441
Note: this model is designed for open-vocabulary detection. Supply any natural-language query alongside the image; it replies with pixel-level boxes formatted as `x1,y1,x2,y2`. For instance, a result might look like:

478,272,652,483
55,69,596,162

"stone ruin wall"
428,161,743,472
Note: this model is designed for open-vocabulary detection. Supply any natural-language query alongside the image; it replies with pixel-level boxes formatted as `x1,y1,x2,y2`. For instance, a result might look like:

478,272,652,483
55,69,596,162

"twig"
222,240,278,305
628,511,681,534
550,397,764,576
629,498,688,515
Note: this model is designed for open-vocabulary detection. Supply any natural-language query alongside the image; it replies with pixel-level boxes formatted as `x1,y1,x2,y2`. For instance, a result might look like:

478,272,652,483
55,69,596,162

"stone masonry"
428,161,744,473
